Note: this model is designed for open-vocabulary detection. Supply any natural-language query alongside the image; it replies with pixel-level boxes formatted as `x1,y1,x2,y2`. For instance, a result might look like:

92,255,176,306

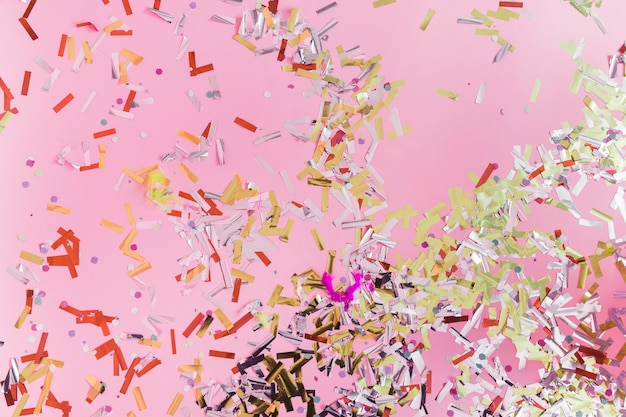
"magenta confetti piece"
321,271,362,310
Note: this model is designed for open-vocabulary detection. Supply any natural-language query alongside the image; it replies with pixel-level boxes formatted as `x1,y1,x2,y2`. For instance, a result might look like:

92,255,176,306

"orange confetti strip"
122,0,133,15
18,17,38,40
452,350,474,365
167,393,184,416
153,0,161,9
103,19,123,34
52,93,74,113
135,357,161,377
128,261,151,278
183,312,205,338
76,21,98,30
22,0,37,18
119,61,128,84
178,129,201,145
12,392,29,417
67,36,76,60
110,29,133,36
234,116,258,132
120,48,143,65
499,1,523,6
46,203,71,214
21,71,31,96
132,386,147,411
120,357,140,394
190,63,214,76
208,350,235,359
58,34,68,56
179,163,199,183
83,42,93,64
93,128,117,139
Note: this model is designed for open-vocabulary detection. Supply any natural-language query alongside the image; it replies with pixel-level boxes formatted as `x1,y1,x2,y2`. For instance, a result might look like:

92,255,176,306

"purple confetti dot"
358,137,365,144
338,371,346,378
91,256,98,264
130,243,137,250
22,181,30,188
134,291,142,299
39,244,48,254
116,98,123,105
187,378,195,386
521,179,530,186
450,389,457,395
156,68,163,75
42,265,49,272
339,277,347,284
297,407,304,413
189,1,197,8
453,394,460,400
68,330,75,337
50,196,58,202
188,221,195,228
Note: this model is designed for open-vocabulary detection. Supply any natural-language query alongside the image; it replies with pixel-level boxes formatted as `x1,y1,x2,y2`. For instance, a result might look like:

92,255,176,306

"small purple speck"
521,179,530,186
90,256,98,264
189,1,197,8
338,371,346,378
22,181,30,188
297,407,304,413
68,330,75,337
358,137,365,145
156,68,163,75
50,196,58,203
188,221,195,228
38,291,45,297
187,378,195,386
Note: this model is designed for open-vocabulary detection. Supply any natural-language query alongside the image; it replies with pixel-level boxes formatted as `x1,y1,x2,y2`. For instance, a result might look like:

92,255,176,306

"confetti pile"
2,1,626,417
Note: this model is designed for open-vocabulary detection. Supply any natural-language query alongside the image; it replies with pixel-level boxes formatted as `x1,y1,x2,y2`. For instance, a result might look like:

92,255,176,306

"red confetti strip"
52,93,74,113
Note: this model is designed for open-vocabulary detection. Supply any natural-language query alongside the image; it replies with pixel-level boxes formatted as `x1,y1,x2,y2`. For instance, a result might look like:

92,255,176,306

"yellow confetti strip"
286,7,299,31
436,88,459,101
233,34,256,52
530,79,542,103
419,9,436,31
213,308,234,330
167,393,184,416
14,305,31,329
120,48,144,65
179,163,199,183
373,0,396,7
11,392,29,417
100,218,125,234
132,386,147,411
19,250,44,265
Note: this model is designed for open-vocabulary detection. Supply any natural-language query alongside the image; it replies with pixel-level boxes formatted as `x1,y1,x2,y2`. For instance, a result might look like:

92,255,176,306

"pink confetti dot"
130,243,137,250
26,159,35,167
116,98,123,105
447,411,454,417
287,84,294,89
60,300,68,308
134,291,142,299
104,406,112,413
156,68,163,75
505,365,512,372
42,265,49,272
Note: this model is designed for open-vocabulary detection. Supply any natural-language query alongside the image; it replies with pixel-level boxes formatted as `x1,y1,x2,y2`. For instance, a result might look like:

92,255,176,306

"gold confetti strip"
46,203,71,214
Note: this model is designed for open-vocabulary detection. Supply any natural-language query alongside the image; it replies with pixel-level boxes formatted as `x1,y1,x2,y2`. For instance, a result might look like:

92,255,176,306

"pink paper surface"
1,1,626,416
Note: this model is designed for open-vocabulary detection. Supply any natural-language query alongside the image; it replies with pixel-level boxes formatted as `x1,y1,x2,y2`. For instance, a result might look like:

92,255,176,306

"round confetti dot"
504,365,512,372
130,243,137,250
384,83,391,91
206,91,214,98
479,353,486,360
264,91,271,98
189,1,197,8
606,389,613,396
493,175,500,182
287,84,294,89
112,136,119,143
297,407,304,413
26,158,35,167
188,220,195,228
104,406,112,413
357,137,366,144
35,170,42,177
432,307,440,314
476,363,483,368
205,310,212,316
100,119,107,126
156,68,163,75
338,371,346,378
134,291,142,299
17,233,25,241
50,195,58,202
339,276,347,284
116,98,123,104
183,385,191,392
524,105,532,113
38,290,45,297
131,307,138,314
538,339,546,347
514,266,522,273
31,324,37,331
187,378,194,386
313,396,320,403
90,256,98,264
60,300,68,308
28,336,36,343
421,242,428,248
34,298,42,305
140,131,147,138
82,345,90,352
112,319,119,326
36,324,44,331
42,265,49,272
447,411,454,417
22,181,30,188
521,179,530,186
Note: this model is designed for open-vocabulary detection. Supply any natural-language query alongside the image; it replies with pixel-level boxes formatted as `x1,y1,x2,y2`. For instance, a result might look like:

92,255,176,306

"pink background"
1,0,626,416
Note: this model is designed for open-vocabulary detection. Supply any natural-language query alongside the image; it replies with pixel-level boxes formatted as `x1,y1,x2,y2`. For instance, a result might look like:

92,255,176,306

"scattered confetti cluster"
2,1,626,417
